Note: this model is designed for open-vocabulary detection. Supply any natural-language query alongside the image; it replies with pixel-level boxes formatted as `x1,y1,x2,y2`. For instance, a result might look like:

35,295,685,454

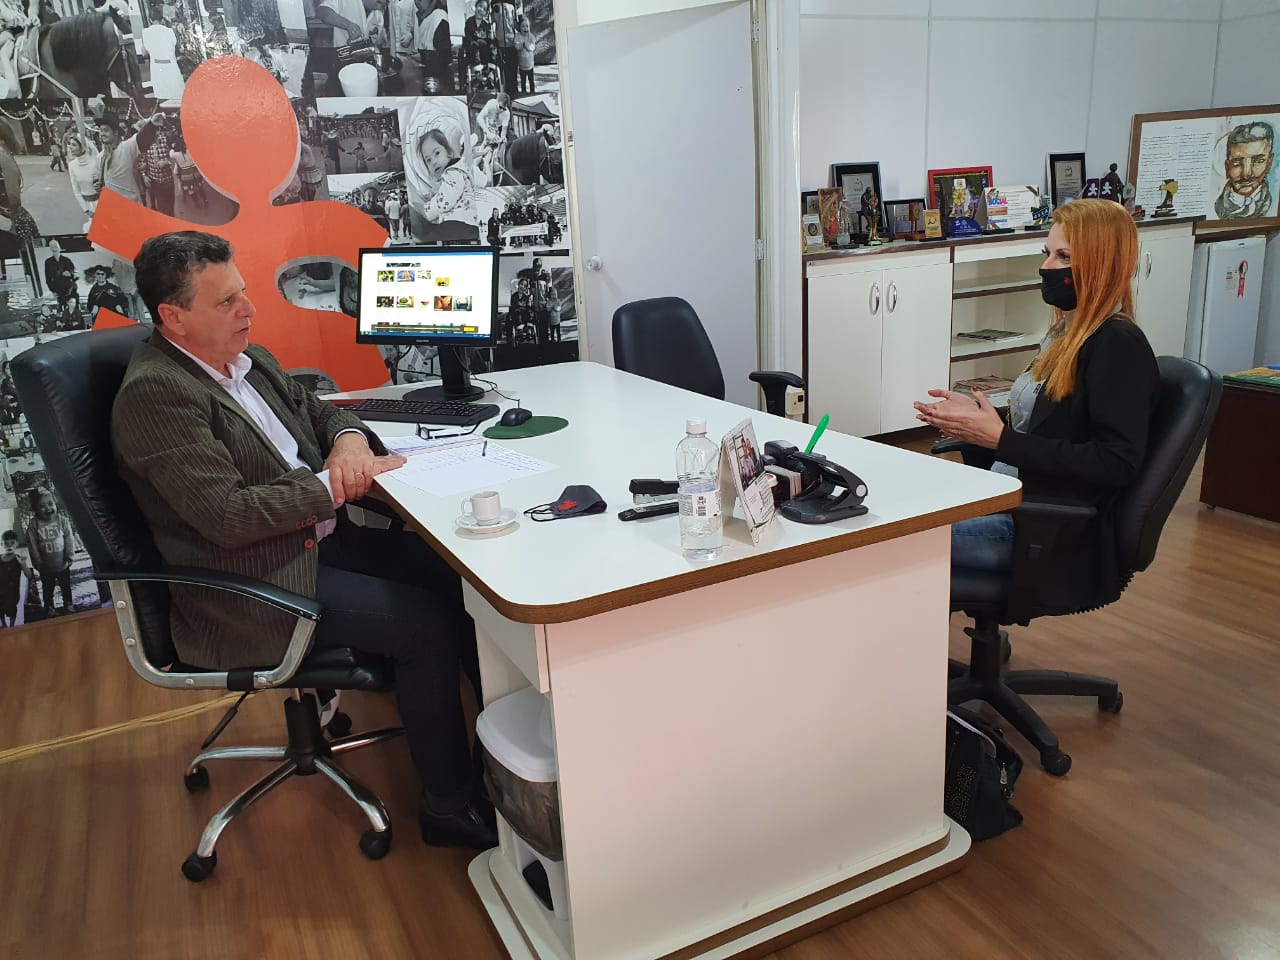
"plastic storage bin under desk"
476,686,568,920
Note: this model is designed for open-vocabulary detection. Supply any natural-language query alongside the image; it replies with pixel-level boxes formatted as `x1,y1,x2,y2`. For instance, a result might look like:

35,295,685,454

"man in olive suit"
112,231,493,849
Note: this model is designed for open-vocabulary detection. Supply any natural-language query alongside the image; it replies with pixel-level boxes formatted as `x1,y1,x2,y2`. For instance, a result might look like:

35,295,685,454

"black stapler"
763,441,869,524
619,479,680,521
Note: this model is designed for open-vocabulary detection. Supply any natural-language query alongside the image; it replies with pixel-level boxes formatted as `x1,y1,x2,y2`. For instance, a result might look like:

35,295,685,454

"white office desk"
347,362,1021,960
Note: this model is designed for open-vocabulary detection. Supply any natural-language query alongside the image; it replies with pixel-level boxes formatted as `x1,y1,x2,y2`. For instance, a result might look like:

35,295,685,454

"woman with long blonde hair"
916,198,1160,600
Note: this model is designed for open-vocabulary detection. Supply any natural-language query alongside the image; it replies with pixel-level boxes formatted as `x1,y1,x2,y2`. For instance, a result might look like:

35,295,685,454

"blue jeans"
952,513,1015,572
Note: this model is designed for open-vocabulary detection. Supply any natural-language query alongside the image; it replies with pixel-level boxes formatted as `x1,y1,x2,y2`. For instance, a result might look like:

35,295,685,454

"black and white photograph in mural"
0,0,146,104
398,94,480,243
469,90,560,188
93,102,239,224
0,100,100,239
477,183,564,252
495,250,573,349
305,0,558,102
326,169,407,237
0,334,108,623
278,97,330,205
39,234,145,325
316,96,403,174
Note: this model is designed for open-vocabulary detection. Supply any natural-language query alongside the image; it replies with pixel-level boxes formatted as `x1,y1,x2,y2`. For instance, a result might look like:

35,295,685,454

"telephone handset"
763,441,869,524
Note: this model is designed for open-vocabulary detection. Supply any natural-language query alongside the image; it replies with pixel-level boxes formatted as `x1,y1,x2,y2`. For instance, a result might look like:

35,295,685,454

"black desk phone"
763,441,869,524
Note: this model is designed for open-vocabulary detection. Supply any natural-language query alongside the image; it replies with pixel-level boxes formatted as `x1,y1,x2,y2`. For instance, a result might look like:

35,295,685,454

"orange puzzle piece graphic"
89,57,390,389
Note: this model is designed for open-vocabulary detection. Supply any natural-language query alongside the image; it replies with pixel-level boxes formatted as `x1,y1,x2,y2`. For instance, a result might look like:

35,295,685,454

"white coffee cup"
461,490,503,525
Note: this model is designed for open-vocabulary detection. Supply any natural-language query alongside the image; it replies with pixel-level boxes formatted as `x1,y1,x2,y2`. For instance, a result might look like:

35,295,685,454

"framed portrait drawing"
830,161,889,236
883,198,926,240
927,166,994,228
1129,104,1280,227
1047,152,1086,208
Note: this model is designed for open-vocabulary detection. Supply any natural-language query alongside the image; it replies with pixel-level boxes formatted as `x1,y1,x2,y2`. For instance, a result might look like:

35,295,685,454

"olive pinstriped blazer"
111,332,385,670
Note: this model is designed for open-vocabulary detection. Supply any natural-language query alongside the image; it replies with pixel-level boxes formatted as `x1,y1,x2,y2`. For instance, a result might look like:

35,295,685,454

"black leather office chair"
611,297,804,416
12,326,405,882
941,357,1221,776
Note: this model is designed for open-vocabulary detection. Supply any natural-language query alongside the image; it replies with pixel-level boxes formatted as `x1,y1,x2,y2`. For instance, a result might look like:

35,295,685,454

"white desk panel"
342,362,1019,622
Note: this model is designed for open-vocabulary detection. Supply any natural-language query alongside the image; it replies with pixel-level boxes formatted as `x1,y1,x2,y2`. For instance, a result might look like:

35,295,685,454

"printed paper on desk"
382,437,557,497
719,418,777,546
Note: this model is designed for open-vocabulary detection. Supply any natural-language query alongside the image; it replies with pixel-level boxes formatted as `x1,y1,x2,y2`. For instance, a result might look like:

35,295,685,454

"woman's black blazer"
994,316,1160,605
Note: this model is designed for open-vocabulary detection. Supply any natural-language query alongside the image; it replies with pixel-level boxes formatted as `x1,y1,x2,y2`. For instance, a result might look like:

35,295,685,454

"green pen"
804,413,830,454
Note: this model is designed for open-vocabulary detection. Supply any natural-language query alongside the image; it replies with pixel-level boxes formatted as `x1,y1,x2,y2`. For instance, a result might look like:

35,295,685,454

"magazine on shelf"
956,328,1024,341
953,375,1014,408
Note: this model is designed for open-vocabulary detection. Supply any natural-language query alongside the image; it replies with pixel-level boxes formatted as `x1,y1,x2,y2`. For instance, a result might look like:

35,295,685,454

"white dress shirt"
169,340,359,540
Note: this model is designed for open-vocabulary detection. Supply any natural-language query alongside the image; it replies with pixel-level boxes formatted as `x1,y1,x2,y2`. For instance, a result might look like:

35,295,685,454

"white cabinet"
807,252,951,436
804,221,1198,437
1132,223,1196,358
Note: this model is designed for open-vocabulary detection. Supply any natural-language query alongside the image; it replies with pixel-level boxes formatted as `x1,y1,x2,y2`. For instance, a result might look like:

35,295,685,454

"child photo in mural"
398,93,477,241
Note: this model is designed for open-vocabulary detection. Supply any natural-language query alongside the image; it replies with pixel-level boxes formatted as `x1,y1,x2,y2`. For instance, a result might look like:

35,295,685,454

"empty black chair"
611,296,803,416
943,357,1222,775
12,326,405,882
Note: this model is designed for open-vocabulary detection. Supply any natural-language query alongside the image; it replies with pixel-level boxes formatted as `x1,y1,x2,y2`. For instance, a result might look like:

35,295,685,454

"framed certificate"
1048,152,1086,208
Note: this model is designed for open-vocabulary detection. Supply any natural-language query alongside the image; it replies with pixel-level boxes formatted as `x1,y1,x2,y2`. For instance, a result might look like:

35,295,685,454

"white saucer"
455,508,518,535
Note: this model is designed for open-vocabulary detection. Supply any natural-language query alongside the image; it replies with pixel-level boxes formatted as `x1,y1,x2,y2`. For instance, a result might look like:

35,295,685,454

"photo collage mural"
0,0,570,625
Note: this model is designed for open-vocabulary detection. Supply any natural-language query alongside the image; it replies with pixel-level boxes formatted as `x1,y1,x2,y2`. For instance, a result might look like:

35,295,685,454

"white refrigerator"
1184,236,1266,374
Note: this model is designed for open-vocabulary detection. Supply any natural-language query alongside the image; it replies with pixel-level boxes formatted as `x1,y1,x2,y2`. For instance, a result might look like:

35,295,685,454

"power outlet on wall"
785,385,806,420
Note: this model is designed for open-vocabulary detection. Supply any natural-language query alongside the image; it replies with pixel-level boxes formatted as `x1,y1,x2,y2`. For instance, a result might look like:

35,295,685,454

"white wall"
1215,0,1280,362
768,0,1280,374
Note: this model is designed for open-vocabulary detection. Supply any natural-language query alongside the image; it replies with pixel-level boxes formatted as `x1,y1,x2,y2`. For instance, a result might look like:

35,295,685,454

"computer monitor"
356,245,499,402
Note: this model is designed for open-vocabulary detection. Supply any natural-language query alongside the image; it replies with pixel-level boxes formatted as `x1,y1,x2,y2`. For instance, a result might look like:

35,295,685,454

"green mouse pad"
483,416,569,440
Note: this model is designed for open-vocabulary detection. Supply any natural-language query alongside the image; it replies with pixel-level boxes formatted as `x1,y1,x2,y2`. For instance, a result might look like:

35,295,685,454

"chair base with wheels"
946,609,1122,778
180,680,404,883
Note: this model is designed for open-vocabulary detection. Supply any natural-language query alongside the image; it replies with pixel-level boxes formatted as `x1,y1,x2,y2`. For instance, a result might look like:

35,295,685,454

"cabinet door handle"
1143,250,1152,279
887,282,898,313
869,282,881,315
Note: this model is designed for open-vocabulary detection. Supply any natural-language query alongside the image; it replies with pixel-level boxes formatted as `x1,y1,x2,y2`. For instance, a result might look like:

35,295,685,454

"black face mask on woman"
1039,266,1077,311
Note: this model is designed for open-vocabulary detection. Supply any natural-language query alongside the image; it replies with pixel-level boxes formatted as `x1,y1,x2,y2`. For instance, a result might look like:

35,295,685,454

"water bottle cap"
686,418,707,435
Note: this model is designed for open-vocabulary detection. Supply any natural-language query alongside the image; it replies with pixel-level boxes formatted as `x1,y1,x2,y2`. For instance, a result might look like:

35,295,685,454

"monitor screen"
355,246,497,347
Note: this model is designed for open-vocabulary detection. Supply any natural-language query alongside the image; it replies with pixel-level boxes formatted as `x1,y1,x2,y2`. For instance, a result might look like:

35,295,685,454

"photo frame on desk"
719,418,777,546
927,166,993,230
1047,152,1086,208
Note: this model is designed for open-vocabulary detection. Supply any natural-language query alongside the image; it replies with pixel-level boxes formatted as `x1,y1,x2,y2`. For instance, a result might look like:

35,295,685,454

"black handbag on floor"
944,706,1024,841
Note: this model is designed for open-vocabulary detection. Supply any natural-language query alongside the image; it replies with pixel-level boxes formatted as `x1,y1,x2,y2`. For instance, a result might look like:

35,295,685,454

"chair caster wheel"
1041,750,1072,777
325,711,353,738
181,850,217,882
360,827,392,860
183,766,210,792
1098,691,1123,714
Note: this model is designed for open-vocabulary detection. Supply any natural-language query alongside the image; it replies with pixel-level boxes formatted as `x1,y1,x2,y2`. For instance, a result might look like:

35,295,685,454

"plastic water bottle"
676,418,723,561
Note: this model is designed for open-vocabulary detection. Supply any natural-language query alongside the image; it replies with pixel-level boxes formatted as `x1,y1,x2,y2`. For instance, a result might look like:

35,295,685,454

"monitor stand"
403,346,486,403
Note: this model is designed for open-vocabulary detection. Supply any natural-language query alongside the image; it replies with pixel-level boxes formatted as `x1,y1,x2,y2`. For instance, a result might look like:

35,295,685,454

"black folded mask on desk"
523,485,608,522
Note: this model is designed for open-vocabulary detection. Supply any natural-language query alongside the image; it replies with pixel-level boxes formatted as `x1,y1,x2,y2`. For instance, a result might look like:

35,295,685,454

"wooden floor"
1,457,1278,960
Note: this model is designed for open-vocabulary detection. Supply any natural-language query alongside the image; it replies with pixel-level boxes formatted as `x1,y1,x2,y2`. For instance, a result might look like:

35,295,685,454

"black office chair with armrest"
611,297,804,416
12,326,405,882
939,357,1221,776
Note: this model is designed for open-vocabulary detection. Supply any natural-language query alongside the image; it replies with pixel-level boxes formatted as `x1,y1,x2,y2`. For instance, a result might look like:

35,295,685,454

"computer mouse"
499,407,533,427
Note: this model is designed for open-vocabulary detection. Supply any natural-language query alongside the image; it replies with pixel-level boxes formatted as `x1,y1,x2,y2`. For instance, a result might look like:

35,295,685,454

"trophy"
1154,179,1178,218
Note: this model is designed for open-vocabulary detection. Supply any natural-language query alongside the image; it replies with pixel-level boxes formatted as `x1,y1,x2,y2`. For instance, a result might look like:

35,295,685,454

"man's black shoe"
419,794,498,850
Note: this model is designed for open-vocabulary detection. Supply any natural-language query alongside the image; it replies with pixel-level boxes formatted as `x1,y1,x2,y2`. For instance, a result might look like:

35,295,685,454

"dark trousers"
313,517,479,807
148,179,175,217
498,46,518,94
40,567,72,610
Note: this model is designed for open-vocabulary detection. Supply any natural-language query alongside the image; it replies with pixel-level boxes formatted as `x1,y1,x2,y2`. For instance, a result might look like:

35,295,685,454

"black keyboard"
341,397,500,426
